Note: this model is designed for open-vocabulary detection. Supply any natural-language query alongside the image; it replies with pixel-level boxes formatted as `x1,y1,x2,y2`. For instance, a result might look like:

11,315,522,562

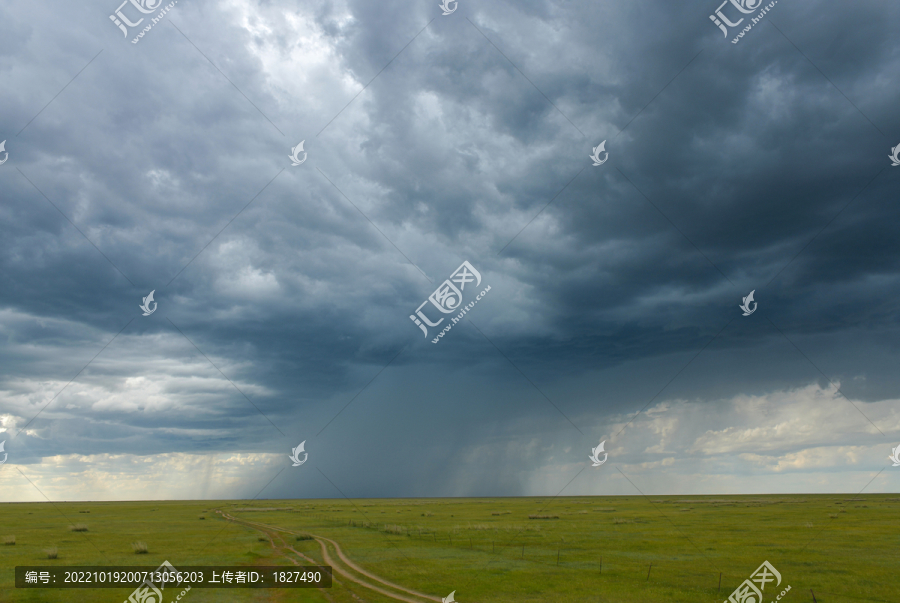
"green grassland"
1,494,896,602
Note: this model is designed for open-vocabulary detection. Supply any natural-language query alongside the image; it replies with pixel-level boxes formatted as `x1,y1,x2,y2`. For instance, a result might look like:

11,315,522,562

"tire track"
231,515,336,603
216,510,436,603
315,534,440,602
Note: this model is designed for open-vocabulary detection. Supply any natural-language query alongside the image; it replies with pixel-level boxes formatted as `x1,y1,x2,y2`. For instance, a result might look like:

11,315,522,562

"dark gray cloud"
1,0,899,506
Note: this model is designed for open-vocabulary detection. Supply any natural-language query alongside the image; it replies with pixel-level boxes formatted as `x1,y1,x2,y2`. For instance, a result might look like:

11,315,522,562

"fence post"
718,572,722,594
647,564,652,581
810,590,817,603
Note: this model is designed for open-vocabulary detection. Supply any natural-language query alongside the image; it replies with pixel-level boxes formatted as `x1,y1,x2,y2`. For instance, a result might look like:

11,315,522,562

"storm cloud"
1,0,899,503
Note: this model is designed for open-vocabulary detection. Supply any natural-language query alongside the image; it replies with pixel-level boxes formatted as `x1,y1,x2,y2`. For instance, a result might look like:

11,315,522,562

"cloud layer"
1,0,899,502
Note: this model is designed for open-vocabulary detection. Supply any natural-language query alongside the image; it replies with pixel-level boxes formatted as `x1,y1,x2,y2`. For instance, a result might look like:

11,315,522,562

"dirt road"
216,510,442,603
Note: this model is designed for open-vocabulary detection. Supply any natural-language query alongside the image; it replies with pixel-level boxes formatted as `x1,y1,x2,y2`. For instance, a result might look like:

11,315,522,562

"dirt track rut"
216,510,440,603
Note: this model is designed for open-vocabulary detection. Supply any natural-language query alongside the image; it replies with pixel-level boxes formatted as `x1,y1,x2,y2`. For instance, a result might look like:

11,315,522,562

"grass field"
1,494,896,602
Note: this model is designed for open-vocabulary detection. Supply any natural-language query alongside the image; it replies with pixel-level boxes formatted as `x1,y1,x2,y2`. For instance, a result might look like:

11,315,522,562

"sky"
0,0,899,503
